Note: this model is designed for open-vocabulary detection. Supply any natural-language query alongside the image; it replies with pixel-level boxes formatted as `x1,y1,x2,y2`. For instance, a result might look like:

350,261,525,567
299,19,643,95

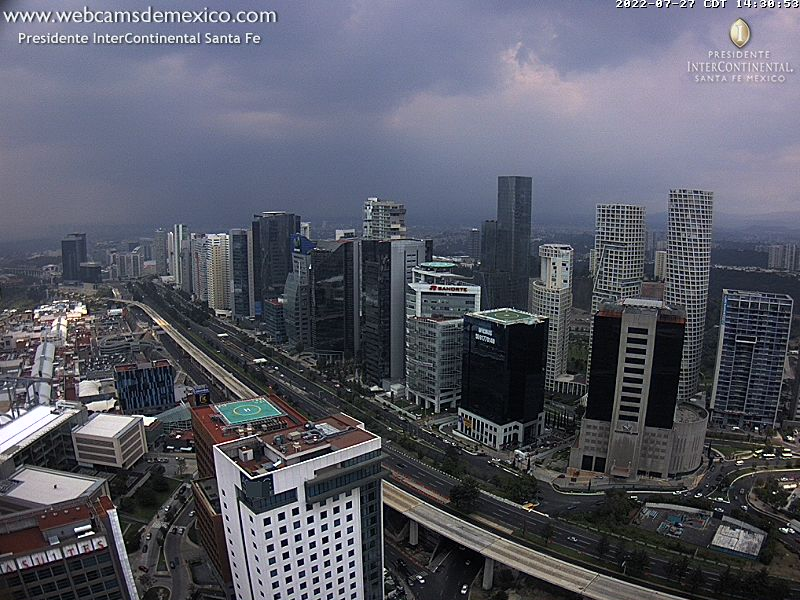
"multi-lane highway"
126,288,800,599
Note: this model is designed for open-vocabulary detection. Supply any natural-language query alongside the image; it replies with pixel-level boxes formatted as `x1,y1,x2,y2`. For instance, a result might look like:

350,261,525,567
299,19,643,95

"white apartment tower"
362,198,407,240
213,412,384,600
172,223,189,285
206,233,232,312
588,204,646,378
665,189,714,402
529,244,573,391
405,262,481,412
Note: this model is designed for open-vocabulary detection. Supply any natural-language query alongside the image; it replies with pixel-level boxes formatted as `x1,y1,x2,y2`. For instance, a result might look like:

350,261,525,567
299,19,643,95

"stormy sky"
1,0,798,241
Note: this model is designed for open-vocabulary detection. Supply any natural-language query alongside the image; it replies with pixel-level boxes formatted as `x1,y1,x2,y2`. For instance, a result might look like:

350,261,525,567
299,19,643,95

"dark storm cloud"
0,0,798,240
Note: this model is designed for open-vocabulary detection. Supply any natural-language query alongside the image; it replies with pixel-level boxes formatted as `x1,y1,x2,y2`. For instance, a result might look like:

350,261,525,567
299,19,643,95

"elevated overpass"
383,482,686,600
119,301,257,400
128,297,686,599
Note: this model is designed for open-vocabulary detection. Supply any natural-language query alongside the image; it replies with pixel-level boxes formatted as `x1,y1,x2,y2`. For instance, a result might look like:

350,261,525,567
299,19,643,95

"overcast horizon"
1,1,798,242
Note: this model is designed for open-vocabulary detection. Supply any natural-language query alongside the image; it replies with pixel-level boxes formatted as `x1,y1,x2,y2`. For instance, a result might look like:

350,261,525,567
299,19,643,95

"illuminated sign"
429,285,469,293
475,326,495,345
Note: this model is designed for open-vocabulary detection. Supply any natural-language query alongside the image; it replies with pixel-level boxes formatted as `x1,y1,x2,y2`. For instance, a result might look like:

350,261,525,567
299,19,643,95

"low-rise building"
72,413,147,470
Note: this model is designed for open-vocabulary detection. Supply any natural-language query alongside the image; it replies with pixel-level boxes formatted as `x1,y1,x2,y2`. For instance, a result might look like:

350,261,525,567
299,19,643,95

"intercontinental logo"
687,19,794,84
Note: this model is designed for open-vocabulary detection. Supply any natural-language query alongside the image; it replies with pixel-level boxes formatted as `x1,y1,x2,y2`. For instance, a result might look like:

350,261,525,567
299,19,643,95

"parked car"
188,510,196,518
145,532,152,540
461,584,469,595
177,527,185,535
138,565,149,573
415,574,425,584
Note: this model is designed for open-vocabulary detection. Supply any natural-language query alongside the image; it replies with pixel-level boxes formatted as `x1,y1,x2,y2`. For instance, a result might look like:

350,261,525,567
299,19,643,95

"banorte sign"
429,285,469,293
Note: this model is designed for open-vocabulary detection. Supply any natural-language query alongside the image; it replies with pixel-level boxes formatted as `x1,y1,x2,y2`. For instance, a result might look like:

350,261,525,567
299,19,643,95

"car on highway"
567,536,579,543
461,584,469,595
521,502,537,512
736,460,744,465
694,492,703,498
145,531,152,540
741,505,748,511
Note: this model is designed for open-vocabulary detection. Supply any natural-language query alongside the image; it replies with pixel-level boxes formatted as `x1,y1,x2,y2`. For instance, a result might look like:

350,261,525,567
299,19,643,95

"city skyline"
1,2,798,241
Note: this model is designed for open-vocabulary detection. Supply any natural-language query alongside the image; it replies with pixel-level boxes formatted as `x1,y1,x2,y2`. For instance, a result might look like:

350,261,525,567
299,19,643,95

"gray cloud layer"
1,0,798,240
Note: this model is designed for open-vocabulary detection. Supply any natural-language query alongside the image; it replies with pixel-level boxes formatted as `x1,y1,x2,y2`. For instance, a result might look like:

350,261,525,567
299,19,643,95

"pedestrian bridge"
382,481,685,600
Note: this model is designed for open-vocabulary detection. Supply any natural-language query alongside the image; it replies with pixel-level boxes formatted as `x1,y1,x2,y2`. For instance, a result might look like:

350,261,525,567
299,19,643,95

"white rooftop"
74,413,138,438
0,405,80,456
2,466,101,505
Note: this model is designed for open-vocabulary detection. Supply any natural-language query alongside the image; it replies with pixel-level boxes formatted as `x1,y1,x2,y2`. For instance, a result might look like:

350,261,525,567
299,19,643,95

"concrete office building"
72,413,147,470
458,309,547,450
529,244,573,391
61,233,88,283
360,238,432,386
654,249,668,281
665,189,714,402
468,228,481,261
114,359,176,415
113,249,142,280
229,228,252,318
252,212,301,317
711,290,793,428
206,233,232,312
405,262,481,412
362,198,406,240
0,474,137,600
570,299,707,481
213,412,385,600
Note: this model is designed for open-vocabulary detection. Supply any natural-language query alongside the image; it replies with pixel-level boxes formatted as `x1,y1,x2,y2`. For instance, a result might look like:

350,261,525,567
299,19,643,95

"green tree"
137,487,158,508
627,549,649,577
151,473,168,493
449,477,480,513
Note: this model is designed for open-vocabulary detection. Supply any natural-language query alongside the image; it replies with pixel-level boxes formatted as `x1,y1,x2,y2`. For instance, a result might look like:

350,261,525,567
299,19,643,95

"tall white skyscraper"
654,249,668,281
206,233,231,312
213,408,384,600
665,189,713,402
362,198,407,240
588,205,645,378
529,244,573,391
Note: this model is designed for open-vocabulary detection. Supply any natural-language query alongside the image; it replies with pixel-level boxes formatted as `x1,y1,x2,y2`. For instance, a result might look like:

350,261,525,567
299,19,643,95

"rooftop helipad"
214,397,285,426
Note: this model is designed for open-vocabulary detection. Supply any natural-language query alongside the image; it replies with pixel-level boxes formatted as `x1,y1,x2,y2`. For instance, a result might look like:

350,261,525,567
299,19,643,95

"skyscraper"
360,238,432,385
529,244,573,391
458,308,547,450
405,262,481,413
61,233,87,282
569,298,707,480
206,233,231,312
654,249,668,281
284,234,315,349
665,189,713,402
468,227,481,261
768,244,798,271
310,239,359,362
229,228,252,318
172,223,189,286
588,204,646,377
497,176,533,309
711,290,793,428
475,177,532,310
189,233,207,299
251,212,301,317
362,197,407,240
213,411,385,600
154,228,169,276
